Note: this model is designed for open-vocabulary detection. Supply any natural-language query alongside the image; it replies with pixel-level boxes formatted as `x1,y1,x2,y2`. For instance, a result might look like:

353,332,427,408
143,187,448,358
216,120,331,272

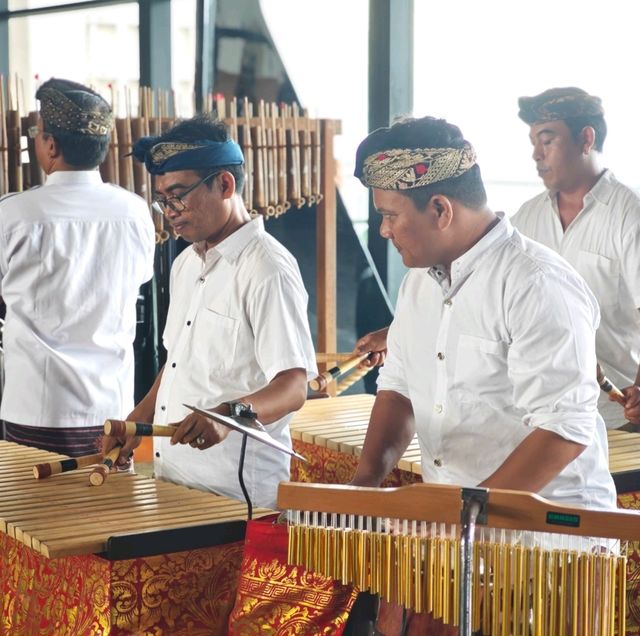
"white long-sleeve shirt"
512,170,640,428
0,170,155,427
378,213,616,510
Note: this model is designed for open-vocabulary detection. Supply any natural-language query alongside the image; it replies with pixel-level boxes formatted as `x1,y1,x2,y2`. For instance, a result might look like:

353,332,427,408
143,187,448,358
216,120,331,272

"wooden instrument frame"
278,481,640,541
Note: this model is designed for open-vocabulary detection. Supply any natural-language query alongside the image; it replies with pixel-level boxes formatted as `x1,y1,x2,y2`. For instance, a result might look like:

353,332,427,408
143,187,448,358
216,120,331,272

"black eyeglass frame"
151,171,220,214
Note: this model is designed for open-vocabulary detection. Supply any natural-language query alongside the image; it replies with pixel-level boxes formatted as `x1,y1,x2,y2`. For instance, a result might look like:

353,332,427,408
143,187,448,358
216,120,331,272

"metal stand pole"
238,432,253,520
459,488,488,636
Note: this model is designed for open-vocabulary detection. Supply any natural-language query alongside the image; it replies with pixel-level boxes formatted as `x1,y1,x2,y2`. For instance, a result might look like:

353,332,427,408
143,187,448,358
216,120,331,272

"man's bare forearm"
351,390,415,487
478,428,585,492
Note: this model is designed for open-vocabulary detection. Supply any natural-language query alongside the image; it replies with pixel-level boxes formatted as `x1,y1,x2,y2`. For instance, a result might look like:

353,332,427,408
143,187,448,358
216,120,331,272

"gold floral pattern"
1,531,245,635
618,492,640,635
228,517,357,635
291,439,421,487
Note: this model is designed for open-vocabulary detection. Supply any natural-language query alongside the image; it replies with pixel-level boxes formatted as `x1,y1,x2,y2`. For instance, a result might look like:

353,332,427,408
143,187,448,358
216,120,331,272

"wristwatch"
225,401,257,419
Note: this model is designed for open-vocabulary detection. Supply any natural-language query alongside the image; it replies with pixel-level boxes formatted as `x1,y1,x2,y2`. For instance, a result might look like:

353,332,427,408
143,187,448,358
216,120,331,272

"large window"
414,0,640,215
9,3,140,115
7,0,197,118
171,0,196,118
261,0,369,234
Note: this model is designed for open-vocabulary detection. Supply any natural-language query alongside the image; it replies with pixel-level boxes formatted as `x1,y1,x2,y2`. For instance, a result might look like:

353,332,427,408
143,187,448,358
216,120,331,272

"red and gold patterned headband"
360,143,476,190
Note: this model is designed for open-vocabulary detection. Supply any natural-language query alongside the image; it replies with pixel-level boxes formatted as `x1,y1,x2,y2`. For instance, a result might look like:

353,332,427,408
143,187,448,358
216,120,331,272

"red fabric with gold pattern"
1,531,244,635
110,541,244,635
1,532,111,635
228,513,358,635
291,440,421,487
617,492,640,635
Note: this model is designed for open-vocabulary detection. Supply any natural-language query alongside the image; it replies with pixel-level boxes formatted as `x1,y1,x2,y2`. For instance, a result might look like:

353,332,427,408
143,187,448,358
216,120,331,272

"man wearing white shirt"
512,87,640,430
0,78,155,457
107,114,316,509
350,115,616,512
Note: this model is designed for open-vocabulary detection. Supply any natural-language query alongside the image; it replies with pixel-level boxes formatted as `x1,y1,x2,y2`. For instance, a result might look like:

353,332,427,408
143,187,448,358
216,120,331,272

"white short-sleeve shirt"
153,216,317,509
0,170,156,427
378,214,616,511
512,170,640,427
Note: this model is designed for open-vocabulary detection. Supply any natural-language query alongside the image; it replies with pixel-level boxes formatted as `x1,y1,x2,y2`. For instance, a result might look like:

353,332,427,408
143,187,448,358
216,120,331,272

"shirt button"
199,277,205,283
434,458,442,467
444,299,452,306
437,352,445,360
171,362,176,368
186,320,192,326
155,452,160,458
160,405,166,411
434,404,443,414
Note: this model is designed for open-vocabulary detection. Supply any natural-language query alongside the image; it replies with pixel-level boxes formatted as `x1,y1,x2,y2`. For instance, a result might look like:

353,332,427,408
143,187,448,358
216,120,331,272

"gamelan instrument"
289,394,640,494
2,440,269,558
183,404,308,462
0,440,272,633
278,481,640,636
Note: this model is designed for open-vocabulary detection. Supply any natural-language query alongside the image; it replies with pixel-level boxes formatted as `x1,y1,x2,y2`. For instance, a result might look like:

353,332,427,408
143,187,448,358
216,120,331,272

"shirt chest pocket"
576,251,619,307
452,335,508,406
192,308,239,373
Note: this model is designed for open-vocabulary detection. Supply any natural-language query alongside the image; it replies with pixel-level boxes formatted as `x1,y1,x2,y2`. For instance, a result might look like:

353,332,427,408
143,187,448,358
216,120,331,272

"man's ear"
43,134,62,160
430,194,454,229
581,126,596,155
218,171,236,199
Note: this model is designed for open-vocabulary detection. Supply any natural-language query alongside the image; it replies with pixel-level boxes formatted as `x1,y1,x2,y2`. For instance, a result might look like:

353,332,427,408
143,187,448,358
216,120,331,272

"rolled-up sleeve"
507,268,600,446
377,281,410,400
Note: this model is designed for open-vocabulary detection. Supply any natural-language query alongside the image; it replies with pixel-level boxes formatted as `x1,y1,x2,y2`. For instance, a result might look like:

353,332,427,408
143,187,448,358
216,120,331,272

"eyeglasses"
152,171,219,214
27,125,41,139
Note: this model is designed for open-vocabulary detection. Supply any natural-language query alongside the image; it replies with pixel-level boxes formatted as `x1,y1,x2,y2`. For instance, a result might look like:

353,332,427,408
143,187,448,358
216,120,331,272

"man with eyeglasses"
104,113,316,509
0,77,155,456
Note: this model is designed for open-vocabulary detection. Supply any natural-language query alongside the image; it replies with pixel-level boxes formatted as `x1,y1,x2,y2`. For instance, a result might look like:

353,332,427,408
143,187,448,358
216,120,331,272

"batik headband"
131,137,244,175
360,143,476,190
38,86,113,136
518,87,604,125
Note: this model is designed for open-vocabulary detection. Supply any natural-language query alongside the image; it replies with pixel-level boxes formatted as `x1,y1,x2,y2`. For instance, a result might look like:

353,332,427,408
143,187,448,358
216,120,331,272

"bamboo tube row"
287,514,627,636
0,78,330,233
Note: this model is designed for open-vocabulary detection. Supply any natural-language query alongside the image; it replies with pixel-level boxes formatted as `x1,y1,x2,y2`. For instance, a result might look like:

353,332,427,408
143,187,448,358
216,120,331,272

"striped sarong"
4,422,103,457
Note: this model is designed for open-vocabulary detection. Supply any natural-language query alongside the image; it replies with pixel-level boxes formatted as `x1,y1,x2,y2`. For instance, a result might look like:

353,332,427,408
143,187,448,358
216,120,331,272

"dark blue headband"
131,137,244,175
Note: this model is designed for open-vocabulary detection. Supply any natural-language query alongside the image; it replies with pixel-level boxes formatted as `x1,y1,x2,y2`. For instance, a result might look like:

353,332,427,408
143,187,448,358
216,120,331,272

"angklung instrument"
278,481,640,636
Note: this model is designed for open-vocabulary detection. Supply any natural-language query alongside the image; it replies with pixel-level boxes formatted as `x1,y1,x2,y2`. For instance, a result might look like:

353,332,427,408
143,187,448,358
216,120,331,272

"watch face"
231,402,252,417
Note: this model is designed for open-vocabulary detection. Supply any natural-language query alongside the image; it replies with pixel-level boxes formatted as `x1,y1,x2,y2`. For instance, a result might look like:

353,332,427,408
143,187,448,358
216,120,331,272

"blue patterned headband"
132,136,244,175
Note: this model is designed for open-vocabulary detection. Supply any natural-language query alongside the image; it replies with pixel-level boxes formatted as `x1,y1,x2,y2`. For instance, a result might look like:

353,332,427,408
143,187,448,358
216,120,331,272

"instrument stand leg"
238,432,253,520
460,488,488,636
